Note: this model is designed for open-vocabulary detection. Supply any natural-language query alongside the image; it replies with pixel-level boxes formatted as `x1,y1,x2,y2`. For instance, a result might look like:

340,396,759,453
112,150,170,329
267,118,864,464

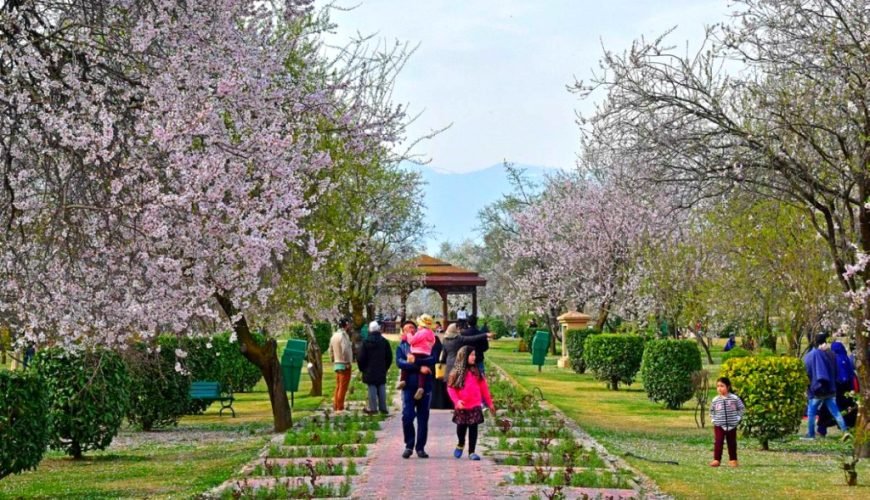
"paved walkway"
352,406,504,498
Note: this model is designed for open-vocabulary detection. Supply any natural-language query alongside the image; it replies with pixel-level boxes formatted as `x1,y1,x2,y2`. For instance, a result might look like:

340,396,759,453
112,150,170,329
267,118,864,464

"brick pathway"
352,407,504,498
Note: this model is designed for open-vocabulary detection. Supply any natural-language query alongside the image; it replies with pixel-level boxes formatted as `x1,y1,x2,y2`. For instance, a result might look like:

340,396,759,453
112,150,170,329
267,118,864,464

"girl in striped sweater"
709,377,745,467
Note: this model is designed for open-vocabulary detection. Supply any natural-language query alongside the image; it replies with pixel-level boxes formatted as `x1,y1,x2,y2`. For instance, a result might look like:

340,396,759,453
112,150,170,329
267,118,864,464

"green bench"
189,381,235,417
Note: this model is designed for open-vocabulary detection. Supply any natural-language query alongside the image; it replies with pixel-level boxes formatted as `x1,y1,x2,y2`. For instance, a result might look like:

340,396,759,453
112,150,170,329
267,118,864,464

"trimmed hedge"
0,370,50,479
123,344,191,431
583,334,645,390
721,347,752,363
34,348,130,458
640,339,702,409
565,328,598,374
720,356,807,450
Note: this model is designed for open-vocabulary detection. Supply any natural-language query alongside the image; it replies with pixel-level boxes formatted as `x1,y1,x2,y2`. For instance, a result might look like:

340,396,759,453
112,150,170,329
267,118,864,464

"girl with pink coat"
447,345,495,460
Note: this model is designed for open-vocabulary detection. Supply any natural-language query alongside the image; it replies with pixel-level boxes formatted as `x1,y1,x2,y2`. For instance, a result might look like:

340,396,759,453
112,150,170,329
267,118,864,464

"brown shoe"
709,460,721,467
728,460,738,467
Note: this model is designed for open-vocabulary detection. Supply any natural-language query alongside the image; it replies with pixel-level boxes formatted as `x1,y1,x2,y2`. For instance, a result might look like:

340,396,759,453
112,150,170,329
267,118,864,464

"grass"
488,338,870,500
0,345,342,499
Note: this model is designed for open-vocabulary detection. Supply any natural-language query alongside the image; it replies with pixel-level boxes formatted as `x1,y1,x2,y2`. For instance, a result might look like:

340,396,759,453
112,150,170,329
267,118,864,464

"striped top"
710,393,745,431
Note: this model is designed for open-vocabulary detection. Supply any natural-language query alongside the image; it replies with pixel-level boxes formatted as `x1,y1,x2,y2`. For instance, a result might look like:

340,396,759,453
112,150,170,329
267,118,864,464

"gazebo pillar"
472,288,478,319
438,288,448,327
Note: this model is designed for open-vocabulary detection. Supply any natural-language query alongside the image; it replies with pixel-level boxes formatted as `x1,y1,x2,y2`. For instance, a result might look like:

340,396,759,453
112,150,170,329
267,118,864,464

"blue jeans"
807,396,846,437
476,360,486,375
367,384,387,413
402,390,431,452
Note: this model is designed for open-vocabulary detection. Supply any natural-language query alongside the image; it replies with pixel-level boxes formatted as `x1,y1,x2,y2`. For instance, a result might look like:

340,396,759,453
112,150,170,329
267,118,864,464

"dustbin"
531,330,549,372
281,339,308,406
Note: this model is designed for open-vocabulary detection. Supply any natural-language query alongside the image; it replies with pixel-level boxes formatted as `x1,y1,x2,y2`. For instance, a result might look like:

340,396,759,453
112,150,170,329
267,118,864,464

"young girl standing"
709,376,745,467
447,346,495,461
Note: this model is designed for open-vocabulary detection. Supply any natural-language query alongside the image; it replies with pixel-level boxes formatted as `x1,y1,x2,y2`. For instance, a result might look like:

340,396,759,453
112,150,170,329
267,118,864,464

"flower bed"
482,363,639,499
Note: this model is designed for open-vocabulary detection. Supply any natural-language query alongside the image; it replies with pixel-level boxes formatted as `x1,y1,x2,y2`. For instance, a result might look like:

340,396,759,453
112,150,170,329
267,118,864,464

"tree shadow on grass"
63,454,151,463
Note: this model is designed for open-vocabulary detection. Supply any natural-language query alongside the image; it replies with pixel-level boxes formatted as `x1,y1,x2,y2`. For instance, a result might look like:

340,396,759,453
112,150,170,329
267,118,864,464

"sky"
319,0,731,173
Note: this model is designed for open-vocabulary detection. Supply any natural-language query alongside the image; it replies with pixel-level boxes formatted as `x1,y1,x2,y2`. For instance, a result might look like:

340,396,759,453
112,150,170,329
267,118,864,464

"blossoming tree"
0,0,403,431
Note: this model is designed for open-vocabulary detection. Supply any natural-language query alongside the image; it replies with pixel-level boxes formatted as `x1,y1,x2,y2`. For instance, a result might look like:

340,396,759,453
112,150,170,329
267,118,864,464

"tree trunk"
610,377,619,390
760,439,769,451
214,292,292,432
856,304,870,458
695,335,714,364
71,441,83,460
857,190,870,458
595,300,611,331
547,307,560,355
302,314,323,397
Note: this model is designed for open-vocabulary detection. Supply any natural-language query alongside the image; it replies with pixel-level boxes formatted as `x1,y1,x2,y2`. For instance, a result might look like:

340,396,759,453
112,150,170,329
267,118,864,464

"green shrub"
482,317,510,339
516,313,546,352
123,344,191,431
721,347,752,363
640,340,702,409
34,348,129,458
758,348,777,358
583,335,645,390
0,370,50,479
289,321,331,355
160,332,263,414
565,329,598,374
720,356,807,449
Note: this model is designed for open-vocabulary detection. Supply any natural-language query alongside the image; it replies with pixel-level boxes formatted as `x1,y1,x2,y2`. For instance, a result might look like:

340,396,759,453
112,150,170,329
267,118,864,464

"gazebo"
403,255,487,326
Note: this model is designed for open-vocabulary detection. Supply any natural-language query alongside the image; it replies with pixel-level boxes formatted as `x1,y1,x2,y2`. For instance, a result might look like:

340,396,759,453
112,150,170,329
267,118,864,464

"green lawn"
1,346,340,499
488,338,870,500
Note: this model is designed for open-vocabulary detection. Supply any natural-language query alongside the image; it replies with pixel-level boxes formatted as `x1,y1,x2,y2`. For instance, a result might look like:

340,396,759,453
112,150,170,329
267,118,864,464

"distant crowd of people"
328,311,494,459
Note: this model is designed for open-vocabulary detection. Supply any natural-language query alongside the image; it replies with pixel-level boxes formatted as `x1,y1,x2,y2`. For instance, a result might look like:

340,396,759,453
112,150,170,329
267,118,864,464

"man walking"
329,318,353,412
396,320,435,458
358,321,392,414
802,332,848,439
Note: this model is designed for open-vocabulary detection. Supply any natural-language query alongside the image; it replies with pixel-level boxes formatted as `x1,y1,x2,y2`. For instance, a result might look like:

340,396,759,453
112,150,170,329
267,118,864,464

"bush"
34,348,130,458
160,332,264,414
0,370,50,479
289,321,331,355
123,344,191,431
583,335,645,390
640,340,702,409
516,313,546,352
565,329,598,374
721,347,752,363
482,317,510,339
720,356,807,449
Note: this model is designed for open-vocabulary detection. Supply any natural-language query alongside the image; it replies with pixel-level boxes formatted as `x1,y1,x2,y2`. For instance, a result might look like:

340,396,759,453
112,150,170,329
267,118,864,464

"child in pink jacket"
397,314,436,400
447,345,495,461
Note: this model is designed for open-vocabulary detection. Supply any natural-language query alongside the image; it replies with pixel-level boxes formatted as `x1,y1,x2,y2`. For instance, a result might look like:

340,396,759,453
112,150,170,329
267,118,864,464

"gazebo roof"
415,255,487,288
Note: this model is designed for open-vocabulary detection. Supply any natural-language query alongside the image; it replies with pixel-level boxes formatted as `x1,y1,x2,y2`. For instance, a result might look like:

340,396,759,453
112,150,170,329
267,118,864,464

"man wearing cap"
329,318,353,412
802,332,848,439
358,321,392,414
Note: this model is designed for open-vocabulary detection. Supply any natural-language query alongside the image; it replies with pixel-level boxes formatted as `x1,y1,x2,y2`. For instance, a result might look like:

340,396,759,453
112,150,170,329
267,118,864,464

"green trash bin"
281,339,308,406
531,330,549,372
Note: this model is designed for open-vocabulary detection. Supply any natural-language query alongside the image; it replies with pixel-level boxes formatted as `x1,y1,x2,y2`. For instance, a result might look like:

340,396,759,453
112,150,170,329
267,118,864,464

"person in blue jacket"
396,320,436,458
802,333,848,439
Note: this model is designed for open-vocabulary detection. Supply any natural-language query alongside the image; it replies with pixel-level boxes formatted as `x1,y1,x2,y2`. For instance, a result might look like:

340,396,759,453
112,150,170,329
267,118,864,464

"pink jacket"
409,327,435,356
447,372,494,410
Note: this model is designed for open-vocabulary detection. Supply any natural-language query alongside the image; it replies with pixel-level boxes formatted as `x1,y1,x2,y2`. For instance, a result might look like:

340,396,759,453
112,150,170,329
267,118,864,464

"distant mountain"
402,162,560,253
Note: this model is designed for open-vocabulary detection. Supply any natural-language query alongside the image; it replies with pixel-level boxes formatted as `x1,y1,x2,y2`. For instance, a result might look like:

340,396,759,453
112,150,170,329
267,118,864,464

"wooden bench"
189,381,235,417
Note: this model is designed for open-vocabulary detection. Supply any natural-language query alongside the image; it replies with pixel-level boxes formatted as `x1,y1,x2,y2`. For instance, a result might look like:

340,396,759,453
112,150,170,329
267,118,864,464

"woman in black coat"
357,322,392,414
